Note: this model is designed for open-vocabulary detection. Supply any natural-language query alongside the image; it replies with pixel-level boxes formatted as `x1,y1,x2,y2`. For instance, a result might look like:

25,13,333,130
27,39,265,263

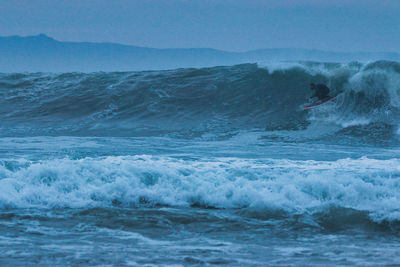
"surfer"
309,83,330,101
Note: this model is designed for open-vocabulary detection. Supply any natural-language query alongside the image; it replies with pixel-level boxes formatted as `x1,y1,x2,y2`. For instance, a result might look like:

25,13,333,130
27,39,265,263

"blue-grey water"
1,61,400,265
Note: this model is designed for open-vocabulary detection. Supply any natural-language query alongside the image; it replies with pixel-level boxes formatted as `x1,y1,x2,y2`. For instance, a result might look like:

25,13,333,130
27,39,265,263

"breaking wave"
1,60,400,142
1,155,400,227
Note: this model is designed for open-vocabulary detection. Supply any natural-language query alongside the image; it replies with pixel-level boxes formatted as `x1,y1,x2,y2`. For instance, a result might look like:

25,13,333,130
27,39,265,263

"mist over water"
1,60,400,265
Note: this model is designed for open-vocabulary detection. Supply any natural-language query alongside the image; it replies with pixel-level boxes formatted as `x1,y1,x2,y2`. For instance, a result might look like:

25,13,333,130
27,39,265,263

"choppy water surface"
1,61,400,265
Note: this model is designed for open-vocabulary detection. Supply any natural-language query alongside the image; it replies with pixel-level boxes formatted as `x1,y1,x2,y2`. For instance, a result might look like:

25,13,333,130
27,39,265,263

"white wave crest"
0,155,399,222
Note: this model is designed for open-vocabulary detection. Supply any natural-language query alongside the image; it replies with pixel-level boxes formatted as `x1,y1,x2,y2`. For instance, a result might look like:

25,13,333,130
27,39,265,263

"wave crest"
1,60,400,142
1,155,400,225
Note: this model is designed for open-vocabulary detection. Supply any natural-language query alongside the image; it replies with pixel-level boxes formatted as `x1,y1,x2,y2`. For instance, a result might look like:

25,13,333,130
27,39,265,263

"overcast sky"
1,0,399,52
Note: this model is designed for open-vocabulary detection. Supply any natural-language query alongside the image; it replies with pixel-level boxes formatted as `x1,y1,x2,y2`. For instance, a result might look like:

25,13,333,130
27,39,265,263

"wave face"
1,60,400,142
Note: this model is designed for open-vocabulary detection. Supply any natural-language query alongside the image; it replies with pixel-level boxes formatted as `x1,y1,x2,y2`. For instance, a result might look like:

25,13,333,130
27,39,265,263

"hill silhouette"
1,34,399,72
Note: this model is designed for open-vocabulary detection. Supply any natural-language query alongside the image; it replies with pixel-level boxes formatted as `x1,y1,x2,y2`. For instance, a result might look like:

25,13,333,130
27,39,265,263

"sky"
1,0,400,52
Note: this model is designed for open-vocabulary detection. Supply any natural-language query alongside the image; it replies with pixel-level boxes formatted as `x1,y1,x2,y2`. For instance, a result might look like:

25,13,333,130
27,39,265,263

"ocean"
0,61,400,265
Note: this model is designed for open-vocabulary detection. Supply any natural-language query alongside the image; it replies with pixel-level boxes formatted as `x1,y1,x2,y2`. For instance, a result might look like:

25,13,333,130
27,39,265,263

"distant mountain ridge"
1,34,400,72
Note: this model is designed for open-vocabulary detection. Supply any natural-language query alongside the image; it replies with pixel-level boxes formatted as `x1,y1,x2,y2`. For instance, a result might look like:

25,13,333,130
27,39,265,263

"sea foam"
0,155,399,223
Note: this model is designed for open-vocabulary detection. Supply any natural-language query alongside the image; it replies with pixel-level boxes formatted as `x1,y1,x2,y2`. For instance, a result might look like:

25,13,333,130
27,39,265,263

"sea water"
0,61,399,265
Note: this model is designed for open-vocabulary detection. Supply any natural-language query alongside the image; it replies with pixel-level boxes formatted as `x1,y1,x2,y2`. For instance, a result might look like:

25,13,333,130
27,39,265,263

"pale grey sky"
1,0,399,52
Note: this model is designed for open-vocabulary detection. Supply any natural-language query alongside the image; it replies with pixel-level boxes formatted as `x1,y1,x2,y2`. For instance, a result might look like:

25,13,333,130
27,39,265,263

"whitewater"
1,60,400,265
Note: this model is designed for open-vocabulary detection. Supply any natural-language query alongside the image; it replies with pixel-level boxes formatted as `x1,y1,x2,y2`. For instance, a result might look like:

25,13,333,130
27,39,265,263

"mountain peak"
32,33,55,41
2,33,57,42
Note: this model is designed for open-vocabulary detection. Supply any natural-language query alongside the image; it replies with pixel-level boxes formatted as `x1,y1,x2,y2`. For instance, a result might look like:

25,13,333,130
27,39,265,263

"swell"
1,60,400,141
0,64,308,136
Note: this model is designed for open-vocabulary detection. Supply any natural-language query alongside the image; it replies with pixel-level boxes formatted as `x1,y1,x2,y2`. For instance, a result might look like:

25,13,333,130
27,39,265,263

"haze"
1,0,399,52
